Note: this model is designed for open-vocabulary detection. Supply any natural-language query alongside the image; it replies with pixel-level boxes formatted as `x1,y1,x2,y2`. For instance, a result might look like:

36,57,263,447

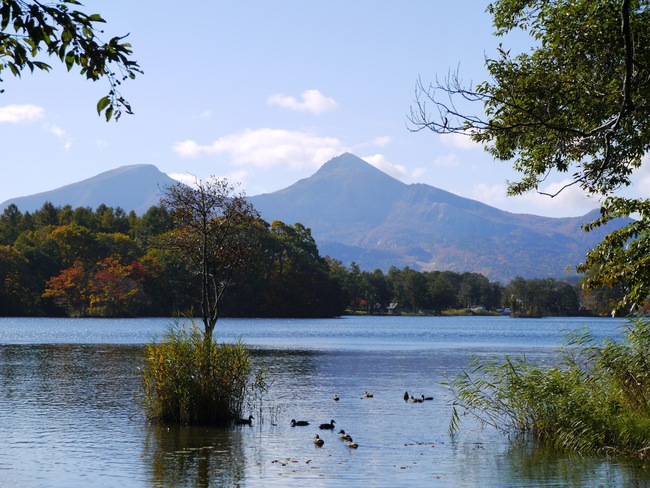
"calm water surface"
0,315,647,487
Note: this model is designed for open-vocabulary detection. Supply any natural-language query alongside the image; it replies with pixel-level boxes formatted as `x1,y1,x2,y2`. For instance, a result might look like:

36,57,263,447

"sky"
2,0,649,218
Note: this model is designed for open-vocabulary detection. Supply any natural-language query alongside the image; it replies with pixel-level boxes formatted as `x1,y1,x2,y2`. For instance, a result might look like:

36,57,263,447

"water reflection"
1,317,648,487
503,440,650,487
144,424,246,487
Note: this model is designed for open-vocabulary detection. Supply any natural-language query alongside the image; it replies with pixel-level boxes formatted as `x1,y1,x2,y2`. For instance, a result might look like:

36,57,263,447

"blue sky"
2,1,648,217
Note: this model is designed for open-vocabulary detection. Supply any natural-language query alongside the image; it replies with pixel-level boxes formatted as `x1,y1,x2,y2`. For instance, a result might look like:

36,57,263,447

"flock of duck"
292,418,360,449
237,389,434,450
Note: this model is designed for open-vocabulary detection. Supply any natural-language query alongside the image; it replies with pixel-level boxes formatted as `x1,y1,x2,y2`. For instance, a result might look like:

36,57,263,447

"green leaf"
64,52,75,71
104,106,114,122
8,62,20,77
96,96,111,115
33,61,51,72
87,14,105,23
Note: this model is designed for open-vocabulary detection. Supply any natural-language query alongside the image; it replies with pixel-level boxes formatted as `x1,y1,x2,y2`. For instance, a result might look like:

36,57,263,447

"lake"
0,315,648,487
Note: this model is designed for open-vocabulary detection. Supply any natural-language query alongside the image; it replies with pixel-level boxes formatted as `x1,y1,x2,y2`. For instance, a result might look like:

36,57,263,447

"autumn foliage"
43,257,145,317
0,202,346,318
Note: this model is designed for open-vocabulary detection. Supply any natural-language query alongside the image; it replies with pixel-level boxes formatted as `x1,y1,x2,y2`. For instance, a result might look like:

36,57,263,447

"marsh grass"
142,320,266,425
446,316,650,458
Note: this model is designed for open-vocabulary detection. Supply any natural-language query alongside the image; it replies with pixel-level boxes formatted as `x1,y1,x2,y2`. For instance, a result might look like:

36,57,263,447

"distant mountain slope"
1,155,629,283
250,153,630,283
0,164,178,215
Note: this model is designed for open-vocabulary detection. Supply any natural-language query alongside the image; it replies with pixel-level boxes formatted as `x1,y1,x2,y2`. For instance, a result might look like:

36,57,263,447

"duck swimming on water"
236,415,254,425
319,419,336,430
314,434,324,447
290,419,309,427
339,429,352,441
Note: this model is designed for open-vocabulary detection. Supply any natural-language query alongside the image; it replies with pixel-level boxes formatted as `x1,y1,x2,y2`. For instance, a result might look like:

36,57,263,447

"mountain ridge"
249,153,628,282
1,153,627,283
0,164,178,215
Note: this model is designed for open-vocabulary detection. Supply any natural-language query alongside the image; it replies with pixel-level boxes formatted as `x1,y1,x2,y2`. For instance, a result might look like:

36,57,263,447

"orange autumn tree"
90,256,145,316
43,260,91,317
44,256,145,317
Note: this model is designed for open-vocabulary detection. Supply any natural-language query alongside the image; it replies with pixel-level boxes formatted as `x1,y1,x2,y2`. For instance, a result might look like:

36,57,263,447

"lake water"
1,315,648,487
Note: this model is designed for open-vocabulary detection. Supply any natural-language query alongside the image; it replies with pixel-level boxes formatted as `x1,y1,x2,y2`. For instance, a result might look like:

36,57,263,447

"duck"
290,419,309,427
333,394,340,401
403,391,409,401
319,419,336,430
410,395,423,403
421,394,433,401
236,414,254,425
339,429,352,441
347,438,359,449
363,391,374,398
313,434,324,447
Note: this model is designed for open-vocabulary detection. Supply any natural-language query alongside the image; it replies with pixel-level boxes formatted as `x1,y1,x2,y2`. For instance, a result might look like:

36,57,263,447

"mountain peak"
0,164,178,215
316,152,373,171
313,153,400,183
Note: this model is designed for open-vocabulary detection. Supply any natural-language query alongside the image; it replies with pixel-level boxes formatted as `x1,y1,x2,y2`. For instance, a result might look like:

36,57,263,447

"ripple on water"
0,316,646,487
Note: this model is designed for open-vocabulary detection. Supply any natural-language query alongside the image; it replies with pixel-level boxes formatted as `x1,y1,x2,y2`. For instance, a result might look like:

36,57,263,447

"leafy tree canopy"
410,0,650,312
0,0,141,120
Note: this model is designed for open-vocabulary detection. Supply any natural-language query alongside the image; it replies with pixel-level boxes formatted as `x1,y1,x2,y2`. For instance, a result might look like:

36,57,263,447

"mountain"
0,164,178,215
250,153,629,283
1,154,629,283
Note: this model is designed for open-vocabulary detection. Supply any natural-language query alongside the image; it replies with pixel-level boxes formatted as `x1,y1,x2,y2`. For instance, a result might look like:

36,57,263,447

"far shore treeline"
0,202,622,318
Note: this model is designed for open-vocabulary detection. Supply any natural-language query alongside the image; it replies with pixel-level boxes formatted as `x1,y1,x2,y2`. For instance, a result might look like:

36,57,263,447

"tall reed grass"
447,316,650,458
142,321,266,425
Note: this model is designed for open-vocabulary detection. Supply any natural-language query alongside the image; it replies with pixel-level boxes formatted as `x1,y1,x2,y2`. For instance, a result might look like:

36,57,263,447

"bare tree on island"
161,177,263,341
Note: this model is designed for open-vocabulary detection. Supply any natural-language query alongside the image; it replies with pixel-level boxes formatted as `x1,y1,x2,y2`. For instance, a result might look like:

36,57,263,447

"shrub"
142,320,265,425
447,316,650,458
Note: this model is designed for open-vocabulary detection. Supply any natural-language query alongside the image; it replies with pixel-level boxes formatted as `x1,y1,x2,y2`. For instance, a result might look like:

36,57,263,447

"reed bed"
447,316,650,458
142,321,266,425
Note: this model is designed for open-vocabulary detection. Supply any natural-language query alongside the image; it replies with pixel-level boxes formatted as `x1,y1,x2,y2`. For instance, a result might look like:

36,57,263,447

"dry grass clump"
142,321,265,425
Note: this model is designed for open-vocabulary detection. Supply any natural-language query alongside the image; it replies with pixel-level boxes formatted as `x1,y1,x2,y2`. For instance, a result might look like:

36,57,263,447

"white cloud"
172,128,343,170
168,172,200,187
267,89,338,115
168,169,255,194
363,154,408,179
433,153,459,167
371,136,392,147
472,183,509,207
43,123,65,137
173,140,202,158
0,104,44,123
439,132,481,150
411,167,428,179
472,180,600,216
43,122,72,150
354,136,392,151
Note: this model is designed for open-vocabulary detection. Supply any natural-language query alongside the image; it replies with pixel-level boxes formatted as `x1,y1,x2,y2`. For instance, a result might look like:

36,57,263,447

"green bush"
142,321,265,425
447,316,650,458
